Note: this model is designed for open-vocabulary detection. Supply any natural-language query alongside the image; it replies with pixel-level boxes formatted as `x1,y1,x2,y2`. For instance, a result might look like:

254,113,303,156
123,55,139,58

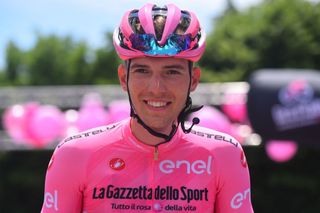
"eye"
132,68,149,74
166,70,182,75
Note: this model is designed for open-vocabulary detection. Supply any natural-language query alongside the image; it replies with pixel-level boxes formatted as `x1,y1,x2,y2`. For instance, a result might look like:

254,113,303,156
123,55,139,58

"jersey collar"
122,118,182,153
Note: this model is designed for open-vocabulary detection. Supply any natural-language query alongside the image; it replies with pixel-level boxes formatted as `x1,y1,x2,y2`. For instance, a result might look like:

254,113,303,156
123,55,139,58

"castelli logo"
109,158,125,171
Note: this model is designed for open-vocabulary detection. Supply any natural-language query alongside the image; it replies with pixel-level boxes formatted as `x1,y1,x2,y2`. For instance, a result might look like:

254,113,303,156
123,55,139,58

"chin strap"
125,60,202,143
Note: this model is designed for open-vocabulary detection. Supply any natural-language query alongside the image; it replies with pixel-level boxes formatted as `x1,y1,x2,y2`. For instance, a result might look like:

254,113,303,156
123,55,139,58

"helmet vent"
174,11,191,34
129,10,146,34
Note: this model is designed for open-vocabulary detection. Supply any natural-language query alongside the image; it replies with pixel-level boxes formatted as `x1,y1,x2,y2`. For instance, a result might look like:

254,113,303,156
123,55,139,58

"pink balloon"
63,109,80,136
221,91,248,123
230,123,253,144
108,100,130,123
189,105,232,134
266,140,298,162
2,102,40,146
77,93,110,131
221,103,247,123
28,105,65,148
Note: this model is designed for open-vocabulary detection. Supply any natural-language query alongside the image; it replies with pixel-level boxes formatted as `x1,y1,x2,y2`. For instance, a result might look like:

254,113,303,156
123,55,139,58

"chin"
146,120,173,133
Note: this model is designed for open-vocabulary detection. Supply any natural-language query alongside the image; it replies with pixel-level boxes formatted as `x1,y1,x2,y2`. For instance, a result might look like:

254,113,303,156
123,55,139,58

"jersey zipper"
154,145,159,161
150,145,159,209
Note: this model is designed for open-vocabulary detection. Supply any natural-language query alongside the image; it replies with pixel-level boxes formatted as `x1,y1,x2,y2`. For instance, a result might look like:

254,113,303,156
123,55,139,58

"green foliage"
67,42,93,84
200,67,246,82
27,35,75,85
90,32,122,84
199,0,320,82
3,32,120,85
5,41,24,84
2,0,320,85
0,71,10,86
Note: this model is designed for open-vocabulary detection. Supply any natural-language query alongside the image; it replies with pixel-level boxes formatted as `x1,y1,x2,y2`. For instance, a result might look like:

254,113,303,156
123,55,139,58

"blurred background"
1,0,320,212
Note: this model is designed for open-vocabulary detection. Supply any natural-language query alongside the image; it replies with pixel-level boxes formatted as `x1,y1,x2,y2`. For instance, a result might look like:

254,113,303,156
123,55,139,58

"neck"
130,118,175,146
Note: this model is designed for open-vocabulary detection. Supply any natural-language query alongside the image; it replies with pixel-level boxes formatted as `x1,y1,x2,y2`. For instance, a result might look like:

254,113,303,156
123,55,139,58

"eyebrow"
130,64,149,69
163,64,186,70
130,63,186,70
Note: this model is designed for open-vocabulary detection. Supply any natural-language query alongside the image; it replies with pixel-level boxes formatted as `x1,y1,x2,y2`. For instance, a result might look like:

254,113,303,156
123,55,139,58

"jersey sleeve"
40,142,87,213
214,142,254,213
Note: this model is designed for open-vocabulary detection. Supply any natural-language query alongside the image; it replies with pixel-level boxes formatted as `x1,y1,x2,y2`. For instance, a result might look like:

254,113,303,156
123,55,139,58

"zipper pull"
154,146,159,161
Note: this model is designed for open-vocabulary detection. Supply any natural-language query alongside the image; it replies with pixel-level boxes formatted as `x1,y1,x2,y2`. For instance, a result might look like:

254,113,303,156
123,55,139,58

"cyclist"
41,3,254,212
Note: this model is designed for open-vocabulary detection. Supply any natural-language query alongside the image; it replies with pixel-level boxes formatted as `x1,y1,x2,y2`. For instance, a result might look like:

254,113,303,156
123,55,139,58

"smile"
145,100,171,108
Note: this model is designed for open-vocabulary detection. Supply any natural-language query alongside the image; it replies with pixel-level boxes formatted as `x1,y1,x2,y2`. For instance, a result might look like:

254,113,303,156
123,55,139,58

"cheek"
172,78,190,94
174,84,189,104
127,80,145,98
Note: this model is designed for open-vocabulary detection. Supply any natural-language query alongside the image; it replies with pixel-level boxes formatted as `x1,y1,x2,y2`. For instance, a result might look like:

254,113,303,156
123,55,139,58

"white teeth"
147,101,167,107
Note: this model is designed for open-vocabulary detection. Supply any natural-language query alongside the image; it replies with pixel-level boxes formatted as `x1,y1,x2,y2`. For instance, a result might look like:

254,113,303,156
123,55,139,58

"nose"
148,75,166,94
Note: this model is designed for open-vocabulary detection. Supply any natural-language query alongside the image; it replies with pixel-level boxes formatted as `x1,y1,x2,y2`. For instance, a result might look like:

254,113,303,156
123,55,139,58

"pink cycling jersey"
41,118,253,213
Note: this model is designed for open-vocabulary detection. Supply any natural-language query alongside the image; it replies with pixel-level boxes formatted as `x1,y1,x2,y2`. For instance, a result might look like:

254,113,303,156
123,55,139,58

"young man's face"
118,57,200,134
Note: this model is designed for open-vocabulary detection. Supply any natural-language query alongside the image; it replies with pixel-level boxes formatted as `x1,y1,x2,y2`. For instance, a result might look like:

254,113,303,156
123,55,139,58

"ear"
118,64,128,91
190,66,201,92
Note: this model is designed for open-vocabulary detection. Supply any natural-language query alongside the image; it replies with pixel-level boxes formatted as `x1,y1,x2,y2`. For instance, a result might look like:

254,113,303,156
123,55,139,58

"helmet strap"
178,61,203,133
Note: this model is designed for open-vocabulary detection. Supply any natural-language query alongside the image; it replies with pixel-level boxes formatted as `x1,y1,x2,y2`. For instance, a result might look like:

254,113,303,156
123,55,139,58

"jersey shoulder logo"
58,124,117,148
190,129,238,147
109,158,126,171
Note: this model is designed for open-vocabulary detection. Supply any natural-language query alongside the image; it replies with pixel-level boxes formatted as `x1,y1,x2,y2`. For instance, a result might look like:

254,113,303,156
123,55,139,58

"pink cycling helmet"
113,3,206,62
